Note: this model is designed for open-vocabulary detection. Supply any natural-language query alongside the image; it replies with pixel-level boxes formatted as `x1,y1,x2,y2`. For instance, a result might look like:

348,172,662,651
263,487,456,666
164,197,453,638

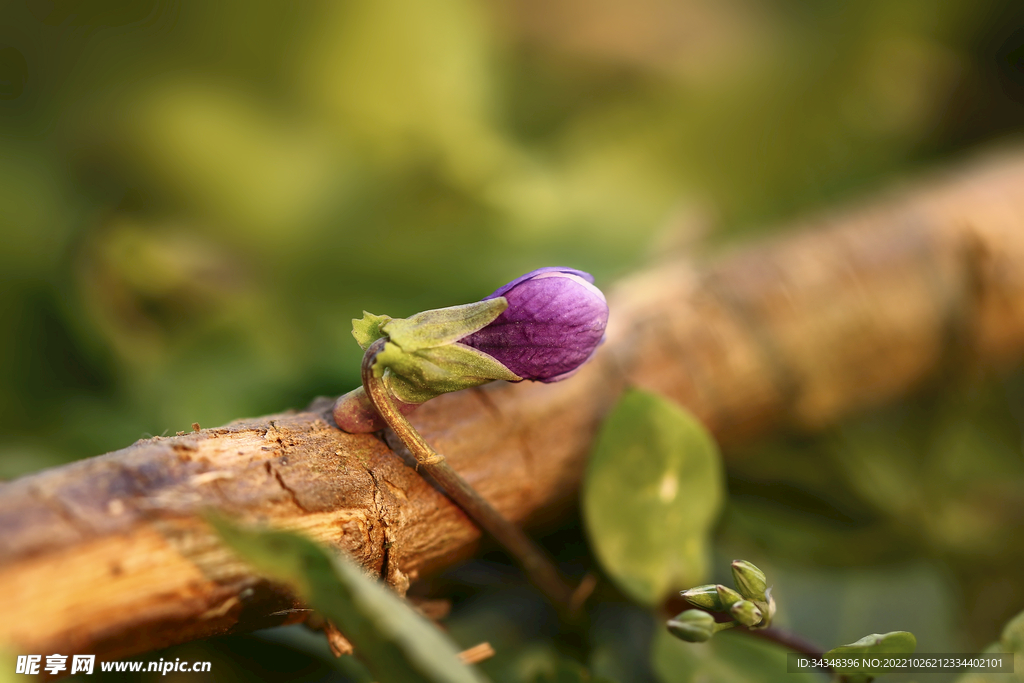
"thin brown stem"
360,339,576,609
741,626,835,677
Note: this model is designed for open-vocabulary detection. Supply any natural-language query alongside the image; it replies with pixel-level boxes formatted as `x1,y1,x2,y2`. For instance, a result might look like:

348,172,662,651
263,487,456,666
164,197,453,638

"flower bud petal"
730,600,763,627
462,268,608,382
715,584,744,609
731,560,768,601
667,610,717,643
680,584,725,611
335,267,608,433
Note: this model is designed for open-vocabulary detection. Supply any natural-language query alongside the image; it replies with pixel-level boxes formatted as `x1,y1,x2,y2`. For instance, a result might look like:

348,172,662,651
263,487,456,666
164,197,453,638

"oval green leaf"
826,631,917,657
825,631,916,679
582,389,725,605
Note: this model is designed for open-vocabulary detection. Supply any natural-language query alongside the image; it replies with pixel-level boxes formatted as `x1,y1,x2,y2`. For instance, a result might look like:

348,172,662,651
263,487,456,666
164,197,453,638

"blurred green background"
3,0,1024,680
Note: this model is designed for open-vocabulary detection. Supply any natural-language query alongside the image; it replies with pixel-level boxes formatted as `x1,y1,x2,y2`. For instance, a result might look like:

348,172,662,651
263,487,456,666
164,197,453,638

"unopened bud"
462,268,608,382
715,584,744,609
336,268,609,433
667,610,717,643
680,584,725,611
730,600,763,627
731,560,768,601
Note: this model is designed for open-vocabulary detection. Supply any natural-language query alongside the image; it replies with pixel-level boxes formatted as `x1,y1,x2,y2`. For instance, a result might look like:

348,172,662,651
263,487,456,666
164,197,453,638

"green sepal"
381,298,508,352
352,311,393,350
352,298,517,404
375,341,521,404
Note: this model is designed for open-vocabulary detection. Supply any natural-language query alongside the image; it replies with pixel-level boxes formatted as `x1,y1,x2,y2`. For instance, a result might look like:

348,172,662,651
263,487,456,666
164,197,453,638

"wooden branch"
4,146,1024,661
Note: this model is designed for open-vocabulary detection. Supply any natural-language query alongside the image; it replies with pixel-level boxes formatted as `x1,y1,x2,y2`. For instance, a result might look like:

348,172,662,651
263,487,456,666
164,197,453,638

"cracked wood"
4,147,1024,660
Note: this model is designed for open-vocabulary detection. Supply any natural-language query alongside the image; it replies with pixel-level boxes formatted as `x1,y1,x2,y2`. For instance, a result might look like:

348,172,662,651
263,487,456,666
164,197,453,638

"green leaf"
582,390,725,605
352,311,394,350
825,631,916,679
826,631,917,656
954,608,1024,683
1002,609,1024,654
0,649,17,683
207,516,488,683
382,298,508,352
651,628,818,683
376,341,520,404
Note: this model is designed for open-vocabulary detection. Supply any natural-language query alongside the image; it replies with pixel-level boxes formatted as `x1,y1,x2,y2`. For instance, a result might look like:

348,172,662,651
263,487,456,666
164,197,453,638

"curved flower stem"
360,339,576,610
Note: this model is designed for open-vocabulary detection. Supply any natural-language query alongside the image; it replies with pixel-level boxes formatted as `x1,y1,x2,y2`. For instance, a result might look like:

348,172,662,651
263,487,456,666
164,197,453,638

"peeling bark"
4,147,1024,660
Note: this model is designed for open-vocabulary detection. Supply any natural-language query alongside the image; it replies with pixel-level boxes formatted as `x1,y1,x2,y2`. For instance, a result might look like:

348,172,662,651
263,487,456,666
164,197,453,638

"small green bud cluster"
669,560,776,643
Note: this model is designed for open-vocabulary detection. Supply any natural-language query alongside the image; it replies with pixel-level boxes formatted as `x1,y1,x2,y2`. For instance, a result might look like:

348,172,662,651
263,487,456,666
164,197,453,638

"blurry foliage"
652,628,817,683
583,390,724,605
723,374,1024,640
958,608,1024,683
209,516,485,683
2,0,1024,470
824,632,917,682
3,0,1024,681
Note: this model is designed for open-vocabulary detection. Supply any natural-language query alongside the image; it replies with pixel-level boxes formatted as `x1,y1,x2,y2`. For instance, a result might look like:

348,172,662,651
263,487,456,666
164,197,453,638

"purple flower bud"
334,267,608,433
461,267,609,382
